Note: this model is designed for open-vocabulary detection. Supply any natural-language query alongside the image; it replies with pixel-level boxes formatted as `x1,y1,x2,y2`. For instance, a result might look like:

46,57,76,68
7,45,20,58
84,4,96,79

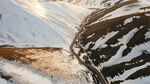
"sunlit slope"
0,0,90,48
47,0,129,8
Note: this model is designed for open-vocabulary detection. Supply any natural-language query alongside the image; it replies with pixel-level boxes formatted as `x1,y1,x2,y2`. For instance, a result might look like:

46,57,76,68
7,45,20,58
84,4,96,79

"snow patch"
91,31,119,50
87,33,95,38
0,77,11,84
102,28,139,67
123,16,140,25
112,63,150,82
145,29,150,39
121,75,150,84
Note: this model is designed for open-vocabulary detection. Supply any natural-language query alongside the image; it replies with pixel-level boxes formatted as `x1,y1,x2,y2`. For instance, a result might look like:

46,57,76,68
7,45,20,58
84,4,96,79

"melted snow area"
0,0,91,48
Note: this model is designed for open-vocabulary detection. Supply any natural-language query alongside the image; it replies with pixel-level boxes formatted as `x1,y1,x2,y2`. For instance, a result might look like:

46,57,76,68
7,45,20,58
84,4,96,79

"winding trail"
69,0,138,84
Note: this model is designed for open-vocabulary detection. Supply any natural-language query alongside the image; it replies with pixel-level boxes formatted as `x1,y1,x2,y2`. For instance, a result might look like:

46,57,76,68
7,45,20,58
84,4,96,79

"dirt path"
69,0,138,84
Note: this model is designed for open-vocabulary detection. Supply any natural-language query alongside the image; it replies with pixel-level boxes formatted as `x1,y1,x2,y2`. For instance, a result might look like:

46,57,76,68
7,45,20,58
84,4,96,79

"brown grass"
0,48,86,79
0,48,59,63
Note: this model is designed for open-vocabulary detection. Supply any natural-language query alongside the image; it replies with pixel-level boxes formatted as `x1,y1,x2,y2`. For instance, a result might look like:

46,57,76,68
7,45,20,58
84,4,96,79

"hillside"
72,0,150,83
0,0,90,48
0,0,93,84
47,0,129,8
0,0,150,84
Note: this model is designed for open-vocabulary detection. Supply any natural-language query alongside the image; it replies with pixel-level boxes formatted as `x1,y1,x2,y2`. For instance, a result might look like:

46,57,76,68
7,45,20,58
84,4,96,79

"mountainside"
49,0,129,8
72,0,150,83
0,0,150,84
0,48,93,84
0,0,90,48
0,0,93,84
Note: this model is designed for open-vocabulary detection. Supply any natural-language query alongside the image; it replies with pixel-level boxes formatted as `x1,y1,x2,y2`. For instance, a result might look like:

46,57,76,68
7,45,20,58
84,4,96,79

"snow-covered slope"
0,58,53,84
51,0,129,8
0,48,94,84
72,0,150,83
0,0,90,48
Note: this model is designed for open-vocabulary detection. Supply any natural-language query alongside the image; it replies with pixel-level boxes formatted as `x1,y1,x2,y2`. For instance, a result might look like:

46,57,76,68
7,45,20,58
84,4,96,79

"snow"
145,29,150,39
111,28,139,47
0,77,11,84
0,0,91,48
124,17,134,25
121,76,150,84
63,0,128,8
91,31,119,50
73,45,80,54
0,49,93,84
88,0,150,26
145,13,150,16
87,33,95,38
101,28,139,67
0,59,53,84
103,41,150,67
28,49,94,84
112,63,150,82
83,41,92,49
123,16,140,25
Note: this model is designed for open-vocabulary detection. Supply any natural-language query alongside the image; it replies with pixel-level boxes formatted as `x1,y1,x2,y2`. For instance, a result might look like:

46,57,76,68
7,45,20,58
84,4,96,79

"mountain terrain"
72,0,150,83
0,0,150,84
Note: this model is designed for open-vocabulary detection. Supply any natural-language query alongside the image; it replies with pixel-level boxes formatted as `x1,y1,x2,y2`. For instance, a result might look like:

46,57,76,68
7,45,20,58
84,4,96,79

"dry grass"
0,48,86,79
